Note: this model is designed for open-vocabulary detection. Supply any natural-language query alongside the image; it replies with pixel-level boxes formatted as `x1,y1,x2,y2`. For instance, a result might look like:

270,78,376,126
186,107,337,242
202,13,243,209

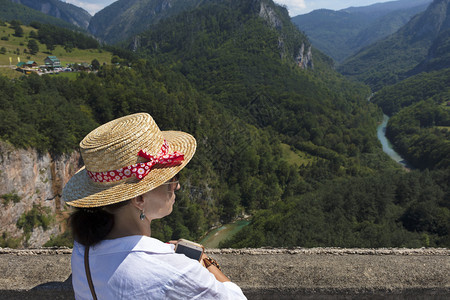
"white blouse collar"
75,235,175,256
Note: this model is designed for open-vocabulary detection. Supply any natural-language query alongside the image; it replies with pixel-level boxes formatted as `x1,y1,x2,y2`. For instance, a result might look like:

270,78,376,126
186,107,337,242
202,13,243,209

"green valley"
0,0,448,249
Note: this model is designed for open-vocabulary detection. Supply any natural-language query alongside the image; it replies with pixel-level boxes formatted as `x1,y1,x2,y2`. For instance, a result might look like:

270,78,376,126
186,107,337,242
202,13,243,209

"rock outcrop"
296,42,314,69
258,1,283,30
0,142,81,247
257,0,314,69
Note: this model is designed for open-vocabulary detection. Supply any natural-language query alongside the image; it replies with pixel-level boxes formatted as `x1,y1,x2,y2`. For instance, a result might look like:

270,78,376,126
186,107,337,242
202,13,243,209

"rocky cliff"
258,0,314,69
0,142,81,247
296,42,314,69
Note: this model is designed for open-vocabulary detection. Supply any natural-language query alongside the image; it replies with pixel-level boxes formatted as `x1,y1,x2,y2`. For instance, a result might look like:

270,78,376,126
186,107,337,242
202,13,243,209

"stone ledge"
0,247,449,299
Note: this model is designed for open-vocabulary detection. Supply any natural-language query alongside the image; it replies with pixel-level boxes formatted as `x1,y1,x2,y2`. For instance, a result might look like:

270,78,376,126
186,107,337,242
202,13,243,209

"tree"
91,59,100,70
46,43,55,52
27,39,39,55
111,56,120,64
9,20,21,28
0,47,6,55
13,25,23,37
29,30,38,39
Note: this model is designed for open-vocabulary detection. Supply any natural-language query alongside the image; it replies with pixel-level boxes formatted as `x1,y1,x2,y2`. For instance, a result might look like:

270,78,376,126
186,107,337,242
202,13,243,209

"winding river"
200,114,411,247
377,114,411,168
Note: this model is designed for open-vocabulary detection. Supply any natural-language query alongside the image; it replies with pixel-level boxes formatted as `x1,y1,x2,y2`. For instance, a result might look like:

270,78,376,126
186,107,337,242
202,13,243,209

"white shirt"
71,235,247,299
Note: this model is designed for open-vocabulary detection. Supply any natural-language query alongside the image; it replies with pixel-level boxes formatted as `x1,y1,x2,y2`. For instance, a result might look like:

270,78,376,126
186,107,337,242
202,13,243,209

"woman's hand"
201,253,230,282
200,253,209,267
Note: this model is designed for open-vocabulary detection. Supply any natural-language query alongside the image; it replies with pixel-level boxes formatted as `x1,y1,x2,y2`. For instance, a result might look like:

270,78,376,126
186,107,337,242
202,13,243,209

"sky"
63,0,393,16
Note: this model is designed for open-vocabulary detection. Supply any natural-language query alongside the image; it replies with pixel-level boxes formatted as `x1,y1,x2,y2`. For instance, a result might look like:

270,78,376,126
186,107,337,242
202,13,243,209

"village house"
44,56,61,68
25,61,38,68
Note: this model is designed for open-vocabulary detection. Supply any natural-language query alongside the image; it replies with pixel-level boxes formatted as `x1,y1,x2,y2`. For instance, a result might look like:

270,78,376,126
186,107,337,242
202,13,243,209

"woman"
62,113,246,299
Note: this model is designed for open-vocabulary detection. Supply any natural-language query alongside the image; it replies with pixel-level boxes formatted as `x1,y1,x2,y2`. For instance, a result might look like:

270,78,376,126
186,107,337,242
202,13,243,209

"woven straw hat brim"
62,130,196,208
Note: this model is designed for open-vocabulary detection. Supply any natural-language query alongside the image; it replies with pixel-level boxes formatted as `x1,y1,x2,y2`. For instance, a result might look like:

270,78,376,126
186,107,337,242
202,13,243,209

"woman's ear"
131,194,145,210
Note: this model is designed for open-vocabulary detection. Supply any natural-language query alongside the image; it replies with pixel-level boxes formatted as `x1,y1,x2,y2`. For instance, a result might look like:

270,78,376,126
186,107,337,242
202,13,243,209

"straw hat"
62,113,196,208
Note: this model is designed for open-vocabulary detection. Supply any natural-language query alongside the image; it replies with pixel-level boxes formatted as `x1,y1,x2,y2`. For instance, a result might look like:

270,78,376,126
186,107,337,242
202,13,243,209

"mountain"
338,0,450,91
410,27,450,74
88,0,206,44
292,0,432,62
132,0,449,248
134,0,319,69
0,0,79,30
9,0,91,29
1,0,448,249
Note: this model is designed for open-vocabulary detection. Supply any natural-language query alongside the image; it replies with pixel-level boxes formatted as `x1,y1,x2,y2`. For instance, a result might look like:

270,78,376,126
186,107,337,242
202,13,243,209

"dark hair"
69,200,130,246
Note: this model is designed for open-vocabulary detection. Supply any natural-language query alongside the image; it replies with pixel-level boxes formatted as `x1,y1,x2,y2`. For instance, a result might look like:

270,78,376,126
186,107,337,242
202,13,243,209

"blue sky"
63,0,393,16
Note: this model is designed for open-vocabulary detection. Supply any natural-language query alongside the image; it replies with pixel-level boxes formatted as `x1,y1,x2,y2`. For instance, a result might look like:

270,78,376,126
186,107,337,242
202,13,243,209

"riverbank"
200,219,251,248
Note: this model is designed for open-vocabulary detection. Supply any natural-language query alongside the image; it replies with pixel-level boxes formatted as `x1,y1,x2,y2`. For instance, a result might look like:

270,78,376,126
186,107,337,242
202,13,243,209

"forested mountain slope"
338,0,450,91
88,0,205,44
410,27,450,74
0,0,448,249
0,0,79,30
372,68,450,171
291,0,431,62
133,0,447,248
9,0,91,29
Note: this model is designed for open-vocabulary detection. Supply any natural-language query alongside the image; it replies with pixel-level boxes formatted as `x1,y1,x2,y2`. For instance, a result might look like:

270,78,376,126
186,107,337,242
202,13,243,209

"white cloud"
274,0,307,16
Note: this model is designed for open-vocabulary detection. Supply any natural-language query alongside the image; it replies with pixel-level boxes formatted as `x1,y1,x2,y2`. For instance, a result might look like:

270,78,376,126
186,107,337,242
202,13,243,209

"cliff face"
258,0,314,69
0,142,81,247
258,1,283,30
296,42,314,69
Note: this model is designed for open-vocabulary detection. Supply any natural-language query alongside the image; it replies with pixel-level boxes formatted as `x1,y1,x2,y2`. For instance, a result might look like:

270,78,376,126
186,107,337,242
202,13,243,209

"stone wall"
0,247,448,299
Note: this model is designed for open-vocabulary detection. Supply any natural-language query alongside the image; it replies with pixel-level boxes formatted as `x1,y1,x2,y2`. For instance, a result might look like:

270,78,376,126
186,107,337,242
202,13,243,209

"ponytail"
69,208,114,246
69,200,131,246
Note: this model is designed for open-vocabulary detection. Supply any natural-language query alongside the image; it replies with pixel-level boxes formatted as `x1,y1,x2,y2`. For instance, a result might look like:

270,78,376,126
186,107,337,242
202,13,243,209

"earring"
139,209,145,221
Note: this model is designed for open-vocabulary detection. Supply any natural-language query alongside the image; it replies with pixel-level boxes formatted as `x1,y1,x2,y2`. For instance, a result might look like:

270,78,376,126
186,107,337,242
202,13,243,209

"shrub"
16,204,54,235
0,232,21,248
1,193,21,205
44,231,73,248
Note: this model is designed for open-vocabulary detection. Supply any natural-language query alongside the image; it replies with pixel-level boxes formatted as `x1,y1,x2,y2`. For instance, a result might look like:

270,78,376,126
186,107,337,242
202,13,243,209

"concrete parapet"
0,247,449,299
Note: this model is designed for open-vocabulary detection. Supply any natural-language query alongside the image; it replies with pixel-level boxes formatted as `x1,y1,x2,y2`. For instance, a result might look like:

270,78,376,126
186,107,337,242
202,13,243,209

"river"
200,115,409,248
377,114,411,168
200,219,250,248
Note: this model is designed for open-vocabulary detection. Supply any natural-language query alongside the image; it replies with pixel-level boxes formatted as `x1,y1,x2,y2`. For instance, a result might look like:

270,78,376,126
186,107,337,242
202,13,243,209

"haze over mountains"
339,0,450,90
291,0,433,62
6,0,437,55
9,0,91,29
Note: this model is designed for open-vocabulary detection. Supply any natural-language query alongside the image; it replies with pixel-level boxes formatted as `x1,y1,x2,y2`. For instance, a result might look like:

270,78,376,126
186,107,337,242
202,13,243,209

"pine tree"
27,39,39,55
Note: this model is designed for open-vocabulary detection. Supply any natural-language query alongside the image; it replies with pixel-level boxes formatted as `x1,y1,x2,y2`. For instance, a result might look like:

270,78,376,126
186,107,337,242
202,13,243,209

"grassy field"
280,143,316,167
0,22,112,78
436,126,450,132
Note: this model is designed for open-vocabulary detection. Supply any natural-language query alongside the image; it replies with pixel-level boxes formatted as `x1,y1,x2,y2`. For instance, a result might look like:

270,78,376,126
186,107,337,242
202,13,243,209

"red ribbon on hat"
87,140,184,183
